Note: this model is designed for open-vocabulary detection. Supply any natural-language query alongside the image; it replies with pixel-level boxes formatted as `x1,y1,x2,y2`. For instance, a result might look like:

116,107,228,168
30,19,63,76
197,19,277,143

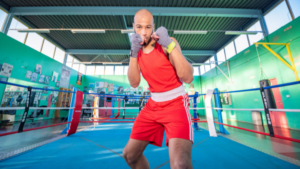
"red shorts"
130,94,194,147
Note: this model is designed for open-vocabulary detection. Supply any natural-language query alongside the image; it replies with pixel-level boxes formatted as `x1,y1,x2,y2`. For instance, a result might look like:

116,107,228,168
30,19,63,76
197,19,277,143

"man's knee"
172,159,190,169
123,148,139,165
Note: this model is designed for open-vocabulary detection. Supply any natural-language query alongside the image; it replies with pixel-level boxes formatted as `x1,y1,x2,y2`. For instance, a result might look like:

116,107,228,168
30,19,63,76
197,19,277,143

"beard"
143,36,152,46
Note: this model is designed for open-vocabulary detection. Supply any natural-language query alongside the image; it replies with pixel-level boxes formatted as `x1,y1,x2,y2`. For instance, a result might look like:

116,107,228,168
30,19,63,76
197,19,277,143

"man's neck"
142,40,156,54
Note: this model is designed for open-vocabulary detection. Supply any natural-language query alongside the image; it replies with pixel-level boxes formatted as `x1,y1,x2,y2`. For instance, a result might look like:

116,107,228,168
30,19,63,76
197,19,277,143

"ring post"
61,87,77,134
193,92,199,130
110,97,114,118
18,86,32,133
259,80,275,137
214,88,229,135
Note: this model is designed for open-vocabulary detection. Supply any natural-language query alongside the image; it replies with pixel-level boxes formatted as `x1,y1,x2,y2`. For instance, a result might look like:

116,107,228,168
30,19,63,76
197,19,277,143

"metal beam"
10,7,261,18
90,54,101,62
105,54,113,62
185,57,195,63
66,49,216,56
1,13,13,34
258,12,269,37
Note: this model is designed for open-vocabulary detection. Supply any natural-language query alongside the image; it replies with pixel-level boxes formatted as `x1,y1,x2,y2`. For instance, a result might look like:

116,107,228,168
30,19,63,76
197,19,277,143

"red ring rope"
0,122,70,137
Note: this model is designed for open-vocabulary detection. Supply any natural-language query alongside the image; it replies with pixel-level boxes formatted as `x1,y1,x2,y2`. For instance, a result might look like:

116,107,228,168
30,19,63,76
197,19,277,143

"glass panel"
115,66,124,75
7,18,28,43
95,66,105,75
225,41,236,60
79,64,86,74
247,21,264,44
289,0,300,18
204,60,211,72
86,66,95,75
200,65,205,75
234,35,249,54
217,49,226,63
73,59,80,71
41,39,55,58
66,55,73,68
53,47,65,63
105,66,114,75
193,67,199,76
0,9,7,30
124,66,129,75
25,33,43,51
210,57,215,69
265,2,291,34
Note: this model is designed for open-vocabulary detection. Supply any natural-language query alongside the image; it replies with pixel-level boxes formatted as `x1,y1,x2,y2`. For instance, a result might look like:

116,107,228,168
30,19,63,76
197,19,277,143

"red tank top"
137,42,183,93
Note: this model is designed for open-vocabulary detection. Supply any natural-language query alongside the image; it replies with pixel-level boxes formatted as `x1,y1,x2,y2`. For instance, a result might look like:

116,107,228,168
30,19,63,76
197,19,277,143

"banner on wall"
117,86,123,94
25,71,32,79
95,82,101,88
45,76,50,85
60,65,71,88
31,73,38,82
35,64,42,74
89,83,95,90
38,74,45,83
77,73,82,85
104,82,108,88
52,71,58,82
108,83,114,92
0,63,13,77
220,91,232,105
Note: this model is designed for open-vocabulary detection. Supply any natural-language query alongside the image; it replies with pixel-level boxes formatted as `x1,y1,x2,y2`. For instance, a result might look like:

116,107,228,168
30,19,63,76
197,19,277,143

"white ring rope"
1,107,299,112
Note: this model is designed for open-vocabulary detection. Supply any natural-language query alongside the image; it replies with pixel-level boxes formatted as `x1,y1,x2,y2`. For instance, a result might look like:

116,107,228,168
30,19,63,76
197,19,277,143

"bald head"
134,9,154,24
133,9,155,46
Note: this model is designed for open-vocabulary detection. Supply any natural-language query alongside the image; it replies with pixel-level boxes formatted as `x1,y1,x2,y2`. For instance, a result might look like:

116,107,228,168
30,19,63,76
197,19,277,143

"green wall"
200,17,300,129
0,32,83,120
0,31,202,121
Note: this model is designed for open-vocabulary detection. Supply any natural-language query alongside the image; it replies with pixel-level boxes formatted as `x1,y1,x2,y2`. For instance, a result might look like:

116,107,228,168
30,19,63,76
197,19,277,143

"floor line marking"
79,136,124,158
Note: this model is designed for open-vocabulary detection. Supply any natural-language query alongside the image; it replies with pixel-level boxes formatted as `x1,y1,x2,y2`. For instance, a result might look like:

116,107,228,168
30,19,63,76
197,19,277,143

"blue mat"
0,122,299,169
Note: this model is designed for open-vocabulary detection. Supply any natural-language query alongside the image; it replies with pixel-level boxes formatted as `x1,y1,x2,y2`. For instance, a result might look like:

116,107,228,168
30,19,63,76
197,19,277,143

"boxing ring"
0,80,300,168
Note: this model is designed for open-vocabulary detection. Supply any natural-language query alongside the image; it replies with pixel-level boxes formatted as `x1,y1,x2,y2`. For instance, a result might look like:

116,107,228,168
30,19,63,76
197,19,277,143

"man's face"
133,16,155,46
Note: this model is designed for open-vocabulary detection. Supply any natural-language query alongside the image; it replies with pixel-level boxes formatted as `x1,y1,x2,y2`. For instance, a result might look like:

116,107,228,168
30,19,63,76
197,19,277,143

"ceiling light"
121,29,134,34
17,29,50,33
71,29,105,33
225,31,258,35
174,30,207,34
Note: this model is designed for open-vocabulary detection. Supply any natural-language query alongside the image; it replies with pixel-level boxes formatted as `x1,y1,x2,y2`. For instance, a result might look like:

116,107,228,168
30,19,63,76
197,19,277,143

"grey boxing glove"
155,26,173,48
130,33,143,58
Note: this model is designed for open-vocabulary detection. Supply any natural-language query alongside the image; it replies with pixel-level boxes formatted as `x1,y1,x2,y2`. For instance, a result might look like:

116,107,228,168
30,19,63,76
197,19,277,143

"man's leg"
123,139,150,169
168,138,193,169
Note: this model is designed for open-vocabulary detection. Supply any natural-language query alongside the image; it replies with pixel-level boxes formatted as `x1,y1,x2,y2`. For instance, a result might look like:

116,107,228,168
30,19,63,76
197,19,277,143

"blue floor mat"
0,122,299,169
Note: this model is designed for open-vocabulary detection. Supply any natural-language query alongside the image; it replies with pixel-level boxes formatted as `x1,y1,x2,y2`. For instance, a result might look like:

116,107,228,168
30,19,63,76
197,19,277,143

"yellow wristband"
166,41,177,54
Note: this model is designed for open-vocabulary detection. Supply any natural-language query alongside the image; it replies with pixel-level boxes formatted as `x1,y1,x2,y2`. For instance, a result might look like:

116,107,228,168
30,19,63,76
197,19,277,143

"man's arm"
127,57,141,88
165,37,194,84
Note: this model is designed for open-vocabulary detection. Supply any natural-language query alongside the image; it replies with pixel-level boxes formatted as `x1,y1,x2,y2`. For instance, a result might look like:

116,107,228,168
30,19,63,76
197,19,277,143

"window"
234,35,249,54
289,0,300,18
0,9,7,30
105,66,114,75
115,66,124,75
66,55,73,68
86,66,95,75
25,33,44,51
53,47,65,63
204,60,211,72
210,57,215,69
217,49,226,63
200,65,205,75
7,18,28,43
225,42,236,60
265,2,291,34
79,64,86,74
41,39,56,58
247,21,264,44
124,66,129,75
95,66,105,75
193,67,200,76
73,59,80,71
